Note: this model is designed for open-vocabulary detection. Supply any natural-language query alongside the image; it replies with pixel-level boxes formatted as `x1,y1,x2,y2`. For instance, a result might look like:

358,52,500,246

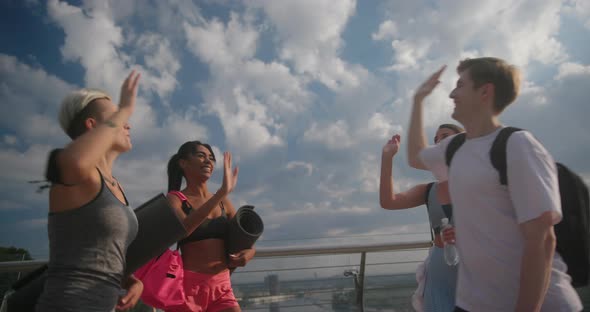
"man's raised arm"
407,66,446,170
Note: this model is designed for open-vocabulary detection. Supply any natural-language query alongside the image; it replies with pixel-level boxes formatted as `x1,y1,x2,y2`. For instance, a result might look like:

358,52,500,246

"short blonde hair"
58,88,111,135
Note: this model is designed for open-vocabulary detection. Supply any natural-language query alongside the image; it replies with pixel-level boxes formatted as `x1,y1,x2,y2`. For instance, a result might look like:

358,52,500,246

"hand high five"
220,152,239,196
414,65,446,102
119,70,141,114
382,134,401,158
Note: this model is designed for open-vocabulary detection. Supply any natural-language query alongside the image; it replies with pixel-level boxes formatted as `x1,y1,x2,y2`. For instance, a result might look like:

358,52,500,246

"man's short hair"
457,57,521,113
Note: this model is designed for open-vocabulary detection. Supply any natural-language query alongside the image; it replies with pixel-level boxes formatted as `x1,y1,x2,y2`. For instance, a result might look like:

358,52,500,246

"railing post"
16,253,26,280
358,251,366,312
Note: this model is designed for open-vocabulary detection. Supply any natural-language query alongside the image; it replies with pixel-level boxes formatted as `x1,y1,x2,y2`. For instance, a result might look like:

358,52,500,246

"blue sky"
1,0,589,261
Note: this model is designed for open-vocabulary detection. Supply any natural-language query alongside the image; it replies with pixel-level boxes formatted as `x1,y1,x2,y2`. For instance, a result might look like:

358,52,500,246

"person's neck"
96,152,118,178
184,179,209,198
463,114,501,139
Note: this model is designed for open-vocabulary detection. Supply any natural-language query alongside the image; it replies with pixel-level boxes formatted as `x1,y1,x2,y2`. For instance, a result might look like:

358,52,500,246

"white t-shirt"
420,127,582,312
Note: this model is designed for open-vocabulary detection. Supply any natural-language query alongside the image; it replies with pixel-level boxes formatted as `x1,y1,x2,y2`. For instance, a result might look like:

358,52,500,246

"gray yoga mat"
227,205,264,255
125,193,187,275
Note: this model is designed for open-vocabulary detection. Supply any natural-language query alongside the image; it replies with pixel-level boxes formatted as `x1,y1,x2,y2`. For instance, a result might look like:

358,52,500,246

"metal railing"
0,240,432,311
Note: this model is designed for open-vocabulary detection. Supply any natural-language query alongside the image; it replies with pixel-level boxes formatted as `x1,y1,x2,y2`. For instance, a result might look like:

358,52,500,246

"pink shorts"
168,269,239,312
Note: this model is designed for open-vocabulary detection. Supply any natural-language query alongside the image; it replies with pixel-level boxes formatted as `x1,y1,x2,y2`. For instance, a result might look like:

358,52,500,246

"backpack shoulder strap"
424,182,435,208
424,182,435,243
445,133,466,167
490,127,522,185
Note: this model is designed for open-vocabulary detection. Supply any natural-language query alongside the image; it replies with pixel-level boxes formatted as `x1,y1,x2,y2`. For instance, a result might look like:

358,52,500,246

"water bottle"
441,218,459,266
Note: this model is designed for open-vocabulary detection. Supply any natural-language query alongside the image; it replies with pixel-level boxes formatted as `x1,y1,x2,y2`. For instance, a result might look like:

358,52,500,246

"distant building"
264,274,280,295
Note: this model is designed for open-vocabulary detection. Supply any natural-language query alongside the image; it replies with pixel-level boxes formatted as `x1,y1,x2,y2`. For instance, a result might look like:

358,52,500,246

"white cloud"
164,116,209,145
183,12,258,67
47,0,181,105
380,0,566,72
267,201,370,219
303,120,354,150
208,88,284,154
519,81,549,106
250,0,359,90
184,12,309,156
372,20,398,41
22,115,64,142
359,154,379,193
236,60,309,114
358,153,426,195
385,39,432,71
111,0,205,31
0,54,74,144
47,0,126,94
286,161,313,176
556,62,590,80
0,144,52,183
114,157,168,207
241,185,268,199
316,174,356,200
210,145,223,170
365,113,403,141
135,33,180,99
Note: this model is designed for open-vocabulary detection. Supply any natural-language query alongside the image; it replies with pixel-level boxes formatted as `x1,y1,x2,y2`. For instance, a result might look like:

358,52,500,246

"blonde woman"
36,71,143,312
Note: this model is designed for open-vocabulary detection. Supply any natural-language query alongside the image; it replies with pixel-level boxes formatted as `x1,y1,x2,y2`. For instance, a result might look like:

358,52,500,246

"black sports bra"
170,191,229,245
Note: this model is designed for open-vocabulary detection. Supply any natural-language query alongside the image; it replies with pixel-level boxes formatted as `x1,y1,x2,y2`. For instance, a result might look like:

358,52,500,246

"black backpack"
445,127,590,287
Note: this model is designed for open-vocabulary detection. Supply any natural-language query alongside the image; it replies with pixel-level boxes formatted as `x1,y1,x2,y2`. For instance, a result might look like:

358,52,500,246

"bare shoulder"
166,192,184,209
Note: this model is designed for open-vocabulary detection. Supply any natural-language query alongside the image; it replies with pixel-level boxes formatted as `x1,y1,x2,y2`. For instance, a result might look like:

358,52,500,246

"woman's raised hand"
220,152,239,196
118,70,141,114
382,134,401,158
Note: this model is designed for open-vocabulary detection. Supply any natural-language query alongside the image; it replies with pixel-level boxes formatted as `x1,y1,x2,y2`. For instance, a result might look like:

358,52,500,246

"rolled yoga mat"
227,205,264,255
3,193,187,312
125,193,187,275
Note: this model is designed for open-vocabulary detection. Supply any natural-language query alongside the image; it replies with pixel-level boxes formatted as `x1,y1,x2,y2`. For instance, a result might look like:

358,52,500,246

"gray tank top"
36,172,138,312
426,183,454,235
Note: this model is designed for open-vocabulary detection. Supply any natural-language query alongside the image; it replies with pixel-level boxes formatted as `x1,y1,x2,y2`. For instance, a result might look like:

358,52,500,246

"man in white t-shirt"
406,58,582,311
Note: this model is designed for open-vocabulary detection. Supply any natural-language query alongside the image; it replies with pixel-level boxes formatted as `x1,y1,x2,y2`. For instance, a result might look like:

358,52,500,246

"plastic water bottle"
441,218,459,266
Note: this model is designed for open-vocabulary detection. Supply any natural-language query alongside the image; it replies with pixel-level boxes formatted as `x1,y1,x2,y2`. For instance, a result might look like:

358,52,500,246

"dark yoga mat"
4,264,47,312
227,205,264,255
2,194,186,312
125,193,187,275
